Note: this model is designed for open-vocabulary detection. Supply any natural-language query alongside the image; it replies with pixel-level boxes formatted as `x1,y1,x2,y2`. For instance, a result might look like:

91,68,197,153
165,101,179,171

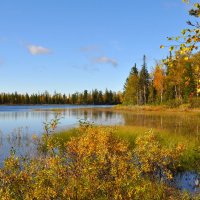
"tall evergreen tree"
123,63,139,105
139,55,149,104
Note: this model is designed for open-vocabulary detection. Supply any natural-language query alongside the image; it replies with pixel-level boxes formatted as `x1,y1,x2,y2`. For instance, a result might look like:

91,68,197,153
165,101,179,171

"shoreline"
113,104,200,113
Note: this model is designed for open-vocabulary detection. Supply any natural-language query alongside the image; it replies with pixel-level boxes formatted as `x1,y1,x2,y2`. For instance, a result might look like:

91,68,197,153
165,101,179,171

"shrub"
189,97,200,108
134,130,185,180
165,99,183,108
0,122,192,200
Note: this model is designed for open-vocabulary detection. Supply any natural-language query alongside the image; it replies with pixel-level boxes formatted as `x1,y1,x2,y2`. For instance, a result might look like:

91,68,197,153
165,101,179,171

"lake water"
0,105,200,193
0,104,200,138
1,104,200,160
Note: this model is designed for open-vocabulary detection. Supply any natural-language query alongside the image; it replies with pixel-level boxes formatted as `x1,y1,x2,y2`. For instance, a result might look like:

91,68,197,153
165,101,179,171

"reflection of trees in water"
61,109,123,125
0,111,53,120
62,109,114,122
122,113,200,136
2,108,199,137
105,111,113,121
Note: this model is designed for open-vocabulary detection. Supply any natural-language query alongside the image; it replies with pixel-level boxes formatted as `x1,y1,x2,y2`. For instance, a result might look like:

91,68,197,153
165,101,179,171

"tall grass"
56,125,200,172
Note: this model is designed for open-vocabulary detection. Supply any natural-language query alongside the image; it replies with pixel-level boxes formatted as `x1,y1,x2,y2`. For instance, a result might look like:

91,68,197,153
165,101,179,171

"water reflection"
123,112,200,136
0,106,200,136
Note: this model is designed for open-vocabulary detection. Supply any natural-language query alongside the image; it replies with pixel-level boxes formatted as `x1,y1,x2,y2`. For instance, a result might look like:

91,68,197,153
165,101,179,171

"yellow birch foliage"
134,130,185,180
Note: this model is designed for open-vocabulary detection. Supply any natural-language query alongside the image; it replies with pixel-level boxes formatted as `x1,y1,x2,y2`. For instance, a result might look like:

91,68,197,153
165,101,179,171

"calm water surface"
0,104,199,160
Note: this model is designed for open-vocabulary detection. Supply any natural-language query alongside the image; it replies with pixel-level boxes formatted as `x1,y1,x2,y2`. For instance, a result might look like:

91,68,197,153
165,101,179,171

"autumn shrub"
0,122,193,200
134,130,185,180
165,99,183,108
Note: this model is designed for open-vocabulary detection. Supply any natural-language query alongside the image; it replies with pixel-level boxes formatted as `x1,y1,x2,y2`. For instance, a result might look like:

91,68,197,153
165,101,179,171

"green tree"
123,64,139,105
139,55,149,104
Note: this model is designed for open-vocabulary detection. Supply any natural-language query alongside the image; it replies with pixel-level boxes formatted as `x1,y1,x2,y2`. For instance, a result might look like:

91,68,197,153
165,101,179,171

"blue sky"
0,0,194,94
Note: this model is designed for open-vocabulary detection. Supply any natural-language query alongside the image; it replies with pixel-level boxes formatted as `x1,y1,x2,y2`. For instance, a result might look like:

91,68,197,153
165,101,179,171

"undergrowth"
0,120,199,199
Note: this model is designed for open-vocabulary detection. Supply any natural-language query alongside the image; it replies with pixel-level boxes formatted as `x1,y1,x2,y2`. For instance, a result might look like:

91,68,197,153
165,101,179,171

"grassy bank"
114,104,200,113
56,125,200,172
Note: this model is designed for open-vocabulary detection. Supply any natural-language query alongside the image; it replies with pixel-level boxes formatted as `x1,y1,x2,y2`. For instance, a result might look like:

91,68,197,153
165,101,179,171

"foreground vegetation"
0,119,199,200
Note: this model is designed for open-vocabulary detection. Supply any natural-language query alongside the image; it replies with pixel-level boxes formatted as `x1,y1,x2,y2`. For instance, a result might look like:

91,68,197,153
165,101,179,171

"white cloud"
27,45,51,55
94,56,118,67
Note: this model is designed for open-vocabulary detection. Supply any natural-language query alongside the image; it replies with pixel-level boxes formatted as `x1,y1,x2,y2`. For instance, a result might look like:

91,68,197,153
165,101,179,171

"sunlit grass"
56,125,200,172
114,104,200,112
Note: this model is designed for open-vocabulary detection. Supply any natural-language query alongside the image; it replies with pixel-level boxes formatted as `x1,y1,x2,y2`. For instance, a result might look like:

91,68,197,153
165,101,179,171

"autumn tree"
153,64,165,103
162,1,200,79
190,52,200,96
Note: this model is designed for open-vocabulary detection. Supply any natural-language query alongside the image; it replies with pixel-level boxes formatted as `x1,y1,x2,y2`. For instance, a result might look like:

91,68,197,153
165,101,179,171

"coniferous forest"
0,89,122,105
123,53,200,106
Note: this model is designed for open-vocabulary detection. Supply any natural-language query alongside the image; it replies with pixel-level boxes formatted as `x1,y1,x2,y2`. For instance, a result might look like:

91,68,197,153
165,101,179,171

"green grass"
55,125,200,172
115,125,200,171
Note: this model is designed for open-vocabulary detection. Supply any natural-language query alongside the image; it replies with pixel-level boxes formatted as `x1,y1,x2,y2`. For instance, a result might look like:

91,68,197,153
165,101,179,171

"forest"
123,1,200,107
0,89,122,105
123,53,200,106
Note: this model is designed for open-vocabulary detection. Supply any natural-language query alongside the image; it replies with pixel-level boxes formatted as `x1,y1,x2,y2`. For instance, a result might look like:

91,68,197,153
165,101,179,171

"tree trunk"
160,90,163,103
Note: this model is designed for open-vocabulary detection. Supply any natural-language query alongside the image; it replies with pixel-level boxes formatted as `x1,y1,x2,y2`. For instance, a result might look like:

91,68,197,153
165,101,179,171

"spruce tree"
123,63,139,105
139,55,149,104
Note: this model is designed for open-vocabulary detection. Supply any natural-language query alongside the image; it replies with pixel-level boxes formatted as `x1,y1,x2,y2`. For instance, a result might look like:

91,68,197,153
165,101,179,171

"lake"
1,104,200,160
0,104,200,137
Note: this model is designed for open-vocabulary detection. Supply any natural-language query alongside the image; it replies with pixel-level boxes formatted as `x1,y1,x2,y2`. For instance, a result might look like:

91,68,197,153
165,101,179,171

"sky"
0,0,195,94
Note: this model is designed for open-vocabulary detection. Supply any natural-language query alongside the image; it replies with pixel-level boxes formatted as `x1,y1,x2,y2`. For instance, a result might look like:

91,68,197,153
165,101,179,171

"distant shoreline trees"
0,89,123,105
123,53,200,105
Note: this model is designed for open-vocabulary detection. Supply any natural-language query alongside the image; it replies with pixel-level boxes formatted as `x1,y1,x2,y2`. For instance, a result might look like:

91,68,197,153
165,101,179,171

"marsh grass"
56,125,200,172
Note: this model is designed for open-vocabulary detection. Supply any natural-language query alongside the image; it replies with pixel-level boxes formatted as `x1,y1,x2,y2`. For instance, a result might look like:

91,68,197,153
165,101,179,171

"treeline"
0,89,122,105
123,53,200,105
